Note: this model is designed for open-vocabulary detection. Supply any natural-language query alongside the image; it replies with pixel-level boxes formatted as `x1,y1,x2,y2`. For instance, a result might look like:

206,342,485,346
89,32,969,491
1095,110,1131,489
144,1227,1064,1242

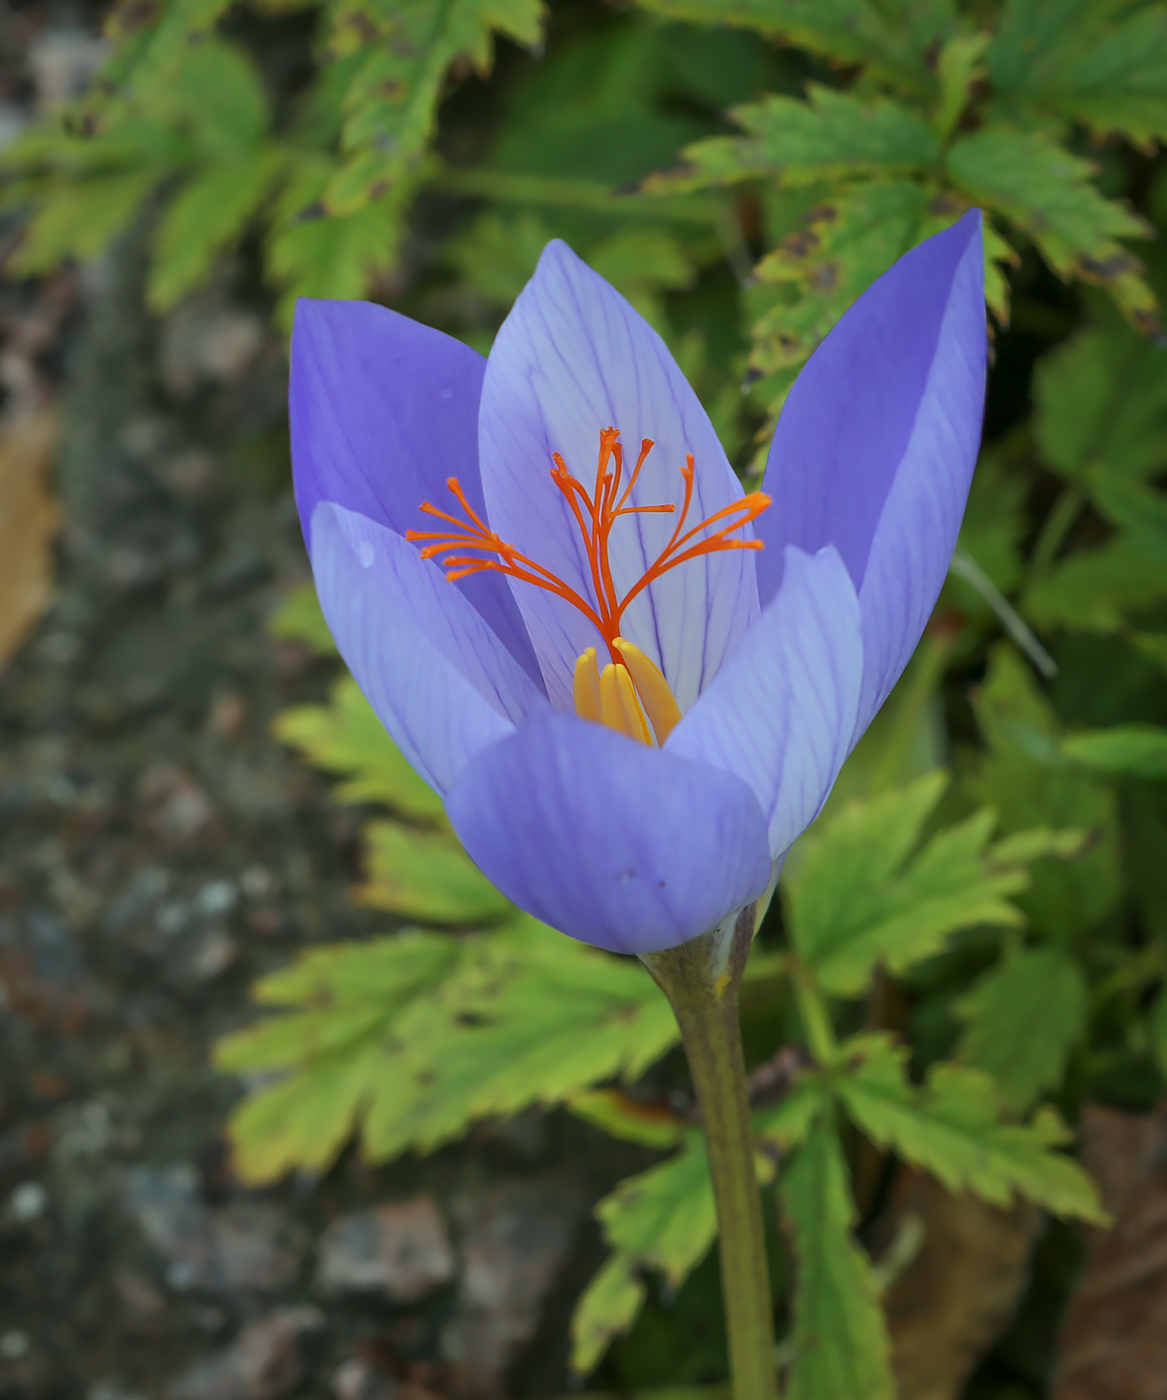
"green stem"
1030,485,1084,574
643,908,779,1400
791,963,838,1066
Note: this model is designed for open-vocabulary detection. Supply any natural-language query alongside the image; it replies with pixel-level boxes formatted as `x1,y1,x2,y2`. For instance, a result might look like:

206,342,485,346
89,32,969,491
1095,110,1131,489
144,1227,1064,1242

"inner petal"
476,238,762,710
407,426,769,730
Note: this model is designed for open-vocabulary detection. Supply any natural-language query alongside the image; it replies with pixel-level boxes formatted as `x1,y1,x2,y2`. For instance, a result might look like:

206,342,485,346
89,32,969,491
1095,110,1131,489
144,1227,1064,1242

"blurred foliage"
8,0,1167,1392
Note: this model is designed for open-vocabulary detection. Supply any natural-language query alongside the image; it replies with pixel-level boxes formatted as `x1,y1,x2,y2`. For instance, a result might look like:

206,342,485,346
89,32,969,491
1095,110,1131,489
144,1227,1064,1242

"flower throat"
407,427,770,746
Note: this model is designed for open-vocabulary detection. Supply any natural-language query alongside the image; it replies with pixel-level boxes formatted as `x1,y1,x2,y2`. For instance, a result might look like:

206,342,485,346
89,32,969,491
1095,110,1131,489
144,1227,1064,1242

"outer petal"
756,210,986,740
478,240,758,711
290,298,541,686
445,712,772,955
311,503,547,797
668,545,862,858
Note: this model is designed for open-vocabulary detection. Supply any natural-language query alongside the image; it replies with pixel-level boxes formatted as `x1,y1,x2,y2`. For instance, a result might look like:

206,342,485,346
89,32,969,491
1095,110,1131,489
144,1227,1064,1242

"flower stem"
642,907,779,1400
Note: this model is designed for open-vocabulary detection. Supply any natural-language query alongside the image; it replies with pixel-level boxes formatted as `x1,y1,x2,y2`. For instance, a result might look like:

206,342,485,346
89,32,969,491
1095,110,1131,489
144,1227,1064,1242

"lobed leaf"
835,1035,1107,1222
632,0,951,92
780,1117,894,1400
1033,318,1167,484
784,774,1054,997
957,947,1089,1111
217,921,679,1182
647,87,938,192
570,1254,649,1377
945,125,1156,326
355,821,513,924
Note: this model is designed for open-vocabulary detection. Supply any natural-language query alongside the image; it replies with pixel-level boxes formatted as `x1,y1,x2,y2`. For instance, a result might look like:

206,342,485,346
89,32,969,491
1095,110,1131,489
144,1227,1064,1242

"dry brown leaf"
880,1169,1043,1400
1052,1103,1167,1400
0,410,60,672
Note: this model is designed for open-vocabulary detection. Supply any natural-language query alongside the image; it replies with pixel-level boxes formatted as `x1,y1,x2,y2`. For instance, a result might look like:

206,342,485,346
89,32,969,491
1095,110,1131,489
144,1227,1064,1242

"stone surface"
167,1307,324,1400
316,1197,455,1303
126,1166,306,1293
442,1180,584,1388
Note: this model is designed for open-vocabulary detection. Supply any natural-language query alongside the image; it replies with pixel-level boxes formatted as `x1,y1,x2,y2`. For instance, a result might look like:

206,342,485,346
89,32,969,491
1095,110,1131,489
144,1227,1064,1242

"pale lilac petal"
756,210,986,740
311,503,547,796
478,240,758,710
668,546,862,858
446,712,772,955
290,298,541,686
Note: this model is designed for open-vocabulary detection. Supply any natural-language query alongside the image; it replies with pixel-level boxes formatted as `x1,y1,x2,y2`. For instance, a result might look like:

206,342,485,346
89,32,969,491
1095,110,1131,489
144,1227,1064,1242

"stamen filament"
405,429,770,682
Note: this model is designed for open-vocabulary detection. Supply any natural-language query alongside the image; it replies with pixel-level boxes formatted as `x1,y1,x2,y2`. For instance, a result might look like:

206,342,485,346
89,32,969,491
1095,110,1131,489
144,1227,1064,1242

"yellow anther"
572,647,602,723
599,661,652,745
613,638,682,744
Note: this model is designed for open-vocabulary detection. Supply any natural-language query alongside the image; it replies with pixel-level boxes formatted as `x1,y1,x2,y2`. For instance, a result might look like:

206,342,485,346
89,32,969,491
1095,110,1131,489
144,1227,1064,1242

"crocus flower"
291,211,985,956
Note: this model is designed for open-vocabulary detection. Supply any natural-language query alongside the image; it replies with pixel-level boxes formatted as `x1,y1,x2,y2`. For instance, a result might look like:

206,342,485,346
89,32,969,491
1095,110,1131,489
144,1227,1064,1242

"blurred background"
0,1,1166,1398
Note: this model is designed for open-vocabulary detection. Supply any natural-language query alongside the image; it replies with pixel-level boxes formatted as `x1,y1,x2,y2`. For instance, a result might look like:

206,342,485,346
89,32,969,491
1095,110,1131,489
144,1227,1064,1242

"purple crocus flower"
290,210,985,957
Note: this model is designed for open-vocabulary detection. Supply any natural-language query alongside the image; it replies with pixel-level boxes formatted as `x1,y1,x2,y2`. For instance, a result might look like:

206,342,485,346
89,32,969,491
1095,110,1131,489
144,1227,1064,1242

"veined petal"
291,298,541,686
668,545,862,858
311,502,547,797
756,210,986,740
445,712,772,955
478,240,759,711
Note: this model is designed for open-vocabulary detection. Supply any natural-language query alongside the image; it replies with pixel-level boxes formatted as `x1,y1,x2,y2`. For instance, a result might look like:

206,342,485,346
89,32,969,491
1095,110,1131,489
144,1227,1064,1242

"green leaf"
150,146,282,308
957,947,1089,1110
571,1103,786,1372
785,774,1039,996
989,0,1167,146
356,821,513,923
648,87,938,191
945,124,1156,325
1033,319,1167,484
746,183,964,381
145,37,270,155
217,921,679,1180
780,1117,894,1400
1063,725,1167,778
273,675,444,819
835,1035,1107,1221
933,32,991,140
570,1254,648,1377
1023,534,1167,633
1035,7,1167,147
10,167,162,272
323,0,544,216
267,159,410,321
632,0,951,92
597,1134,719,1289
971,647,1121,938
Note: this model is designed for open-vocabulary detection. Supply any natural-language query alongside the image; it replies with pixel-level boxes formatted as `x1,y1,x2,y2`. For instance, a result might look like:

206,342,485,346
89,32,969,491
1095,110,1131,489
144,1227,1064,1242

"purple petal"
756,210,986,740
445,712,772,955
311,502,547,797
478,240,758,711
668,545,862,858
290,298,542,687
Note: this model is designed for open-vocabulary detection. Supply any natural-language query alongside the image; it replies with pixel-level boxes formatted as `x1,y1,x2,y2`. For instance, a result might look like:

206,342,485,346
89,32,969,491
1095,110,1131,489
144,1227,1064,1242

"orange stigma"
405,427,770,668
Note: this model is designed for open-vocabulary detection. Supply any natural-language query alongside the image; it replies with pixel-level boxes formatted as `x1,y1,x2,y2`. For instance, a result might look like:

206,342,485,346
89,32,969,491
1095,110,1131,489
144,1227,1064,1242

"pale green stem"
643,906,779,1400
790,963,838,1066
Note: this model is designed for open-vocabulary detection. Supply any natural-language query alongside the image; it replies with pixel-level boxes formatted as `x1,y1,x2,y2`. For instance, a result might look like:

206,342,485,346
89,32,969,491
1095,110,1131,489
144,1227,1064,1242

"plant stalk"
642,906,779,1400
